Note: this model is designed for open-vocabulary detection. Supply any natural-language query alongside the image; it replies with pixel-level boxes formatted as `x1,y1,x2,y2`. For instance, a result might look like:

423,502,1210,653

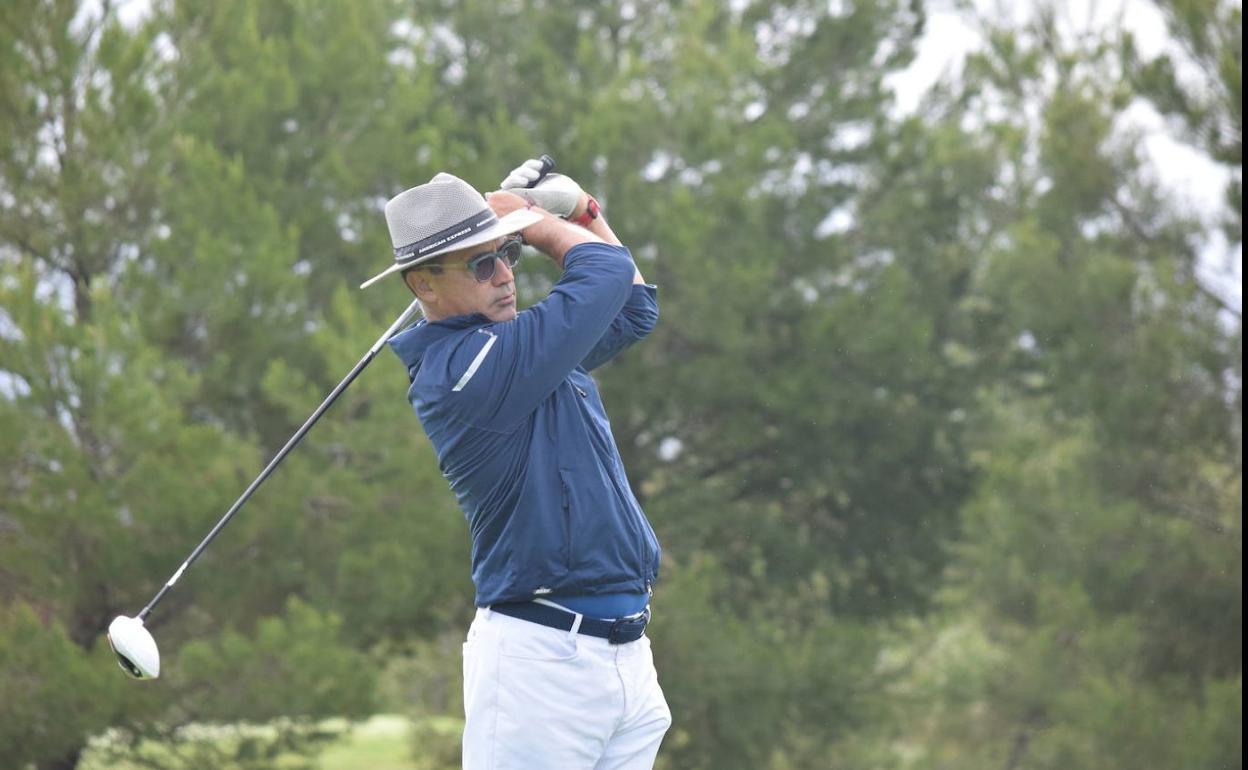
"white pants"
462,607,672,770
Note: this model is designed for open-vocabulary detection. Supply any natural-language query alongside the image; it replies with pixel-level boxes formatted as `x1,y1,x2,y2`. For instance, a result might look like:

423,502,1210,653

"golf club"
107,296,423,679
108,156,556,680
535,154,555,179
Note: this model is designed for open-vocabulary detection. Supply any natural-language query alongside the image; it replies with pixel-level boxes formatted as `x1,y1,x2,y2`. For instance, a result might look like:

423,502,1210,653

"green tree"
1,2,409,767
1127,0,1242,245
861,7,1241,767
129,0,456,441
363,2,985,766
4,1,1238,768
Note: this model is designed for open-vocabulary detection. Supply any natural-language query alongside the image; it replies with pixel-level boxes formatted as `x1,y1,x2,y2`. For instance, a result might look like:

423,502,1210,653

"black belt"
491,602,650,645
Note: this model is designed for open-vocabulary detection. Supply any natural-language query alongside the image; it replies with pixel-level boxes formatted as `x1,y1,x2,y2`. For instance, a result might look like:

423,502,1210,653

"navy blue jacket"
387,242,661,607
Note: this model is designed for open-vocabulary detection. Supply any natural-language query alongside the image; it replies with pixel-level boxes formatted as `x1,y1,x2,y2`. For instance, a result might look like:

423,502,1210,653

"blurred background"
0,0,1240,768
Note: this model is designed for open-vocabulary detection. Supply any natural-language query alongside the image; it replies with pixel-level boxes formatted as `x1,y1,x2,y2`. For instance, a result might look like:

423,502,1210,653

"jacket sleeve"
445,242,637,429
580,283,659,372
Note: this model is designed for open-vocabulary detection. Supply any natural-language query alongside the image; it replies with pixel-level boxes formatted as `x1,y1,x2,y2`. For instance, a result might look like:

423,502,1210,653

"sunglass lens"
503,239,522,267
471,257,496,282
466,240,523,281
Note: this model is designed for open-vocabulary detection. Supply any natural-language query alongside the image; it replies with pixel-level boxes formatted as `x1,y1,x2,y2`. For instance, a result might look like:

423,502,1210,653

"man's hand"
500,158,586,220
485,189,533,219
494,158,632,276
499,157,551,189
487,190,602,268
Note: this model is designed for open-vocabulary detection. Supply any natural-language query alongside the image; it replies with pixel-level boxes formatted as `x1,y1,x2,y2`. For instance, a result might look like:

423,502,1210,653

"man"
360,162,671,769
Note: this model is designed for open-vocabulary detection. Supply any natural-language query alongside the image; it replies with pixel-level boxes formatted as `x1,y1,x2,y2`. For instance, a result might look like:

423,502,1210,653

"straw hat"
361,173,541,289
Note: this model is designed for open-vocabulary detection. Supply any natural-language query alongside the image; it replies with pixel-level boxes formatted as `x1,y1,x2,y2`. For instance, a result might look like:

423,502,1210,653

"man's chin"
486,306,518,322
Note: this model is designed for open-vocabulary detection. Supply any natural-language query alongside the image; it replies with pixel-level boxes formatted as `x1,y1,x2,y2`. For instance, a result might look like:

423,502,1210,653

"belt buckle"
606,607,650,645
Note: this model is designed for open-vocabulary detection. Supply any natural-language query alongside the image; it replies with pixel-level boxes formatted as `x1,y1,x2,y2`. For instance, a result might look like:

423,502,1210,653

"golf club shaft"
138,297,424,621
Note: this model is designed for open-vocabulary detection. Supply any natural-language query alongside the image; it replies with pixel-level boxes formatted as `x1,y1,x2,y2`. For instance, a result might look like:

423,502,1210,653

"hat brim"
360,208,544,289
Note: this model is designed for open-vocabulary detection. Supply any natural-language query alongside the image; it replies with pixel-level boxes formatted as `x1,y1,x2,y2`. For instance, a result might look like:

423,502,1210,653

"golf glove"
500,158,585,220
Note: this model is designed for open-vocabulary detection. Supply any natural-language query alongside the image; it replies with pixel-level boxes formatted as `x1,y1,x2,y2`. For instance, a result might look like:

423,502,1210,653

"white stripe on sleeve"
452,330,498,392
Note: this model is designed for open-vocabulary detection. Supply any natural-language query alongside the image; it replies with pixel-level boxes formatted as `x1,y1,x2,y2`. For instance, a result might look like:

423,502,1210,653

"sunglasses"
424,237,523,282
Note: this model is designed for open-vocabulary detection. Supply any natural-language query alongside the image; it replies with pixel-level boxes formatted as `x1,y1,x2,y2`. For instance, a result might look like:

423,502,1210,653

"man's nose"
492,256,515,285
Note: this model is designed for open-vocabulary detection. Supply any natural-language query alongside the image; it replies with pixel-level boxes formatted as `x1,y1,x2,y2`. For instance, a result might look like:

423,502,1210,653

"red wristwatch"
570,196,600,228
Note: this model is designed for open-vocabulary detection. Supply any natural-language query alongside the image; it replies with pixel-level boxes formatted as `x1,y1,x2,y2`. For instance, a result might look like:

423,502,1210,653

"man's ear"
404,270,436,302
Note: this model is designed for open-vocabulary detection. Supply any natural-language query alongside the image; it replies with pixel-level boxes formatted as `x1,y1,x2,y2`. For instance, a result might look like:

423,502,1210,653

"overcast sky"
889,0,1241,312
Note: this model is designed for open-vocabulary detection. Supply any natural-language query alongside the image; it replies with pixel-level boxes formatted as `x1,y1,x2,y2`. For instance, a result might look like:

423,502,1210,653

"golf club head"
107,615,160,679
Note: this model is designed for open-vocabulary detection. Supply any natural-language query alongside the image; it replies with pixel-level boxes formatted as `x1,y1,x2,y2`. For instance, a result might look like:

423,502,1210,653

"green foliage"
877,400,1240,769
852,9,1241,766
0,602,159,768
375,640,464,769
83,600,375,770
1126,0,1241,242
172,598,375,722
406,718,461,770
652,556,886,770
0,0,1240,768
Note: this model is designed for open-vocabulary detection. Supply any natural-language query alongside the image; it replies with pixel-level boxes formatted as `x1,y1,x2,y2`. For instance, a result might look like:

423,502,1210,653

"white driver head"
107,615,160,679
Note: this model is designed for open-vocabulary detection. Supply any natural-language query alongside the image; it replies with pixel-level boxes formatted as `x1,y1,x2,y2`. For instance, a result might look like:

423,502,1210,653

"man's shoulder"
413,325,497,389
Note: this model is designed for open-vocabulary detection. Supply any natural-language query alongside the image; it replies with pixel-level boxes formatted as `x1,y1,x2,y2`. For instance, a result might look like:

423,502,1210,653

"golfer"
361,161,671,769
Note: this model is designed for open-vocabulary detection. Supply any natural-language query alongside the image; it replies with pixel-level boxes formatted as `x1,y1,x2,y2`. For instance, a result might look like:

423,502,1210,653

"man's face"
410,238,519,322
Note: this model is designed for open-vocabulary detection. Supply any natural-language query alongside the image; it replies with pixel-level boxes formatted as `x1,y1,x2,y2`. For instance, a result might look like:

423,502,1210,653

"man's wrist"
570,195,600,228
524,215,604,267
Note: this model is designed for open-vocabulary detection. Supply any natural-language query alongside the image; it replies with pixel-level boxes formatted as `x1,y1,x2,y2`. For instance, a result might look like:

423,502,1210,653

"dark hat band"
393,210,499,262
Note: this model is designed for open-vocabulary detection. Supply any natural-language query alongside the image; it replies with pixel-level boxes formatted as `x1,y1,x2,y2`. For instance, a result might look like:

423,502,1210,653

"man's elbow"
634,304,659,339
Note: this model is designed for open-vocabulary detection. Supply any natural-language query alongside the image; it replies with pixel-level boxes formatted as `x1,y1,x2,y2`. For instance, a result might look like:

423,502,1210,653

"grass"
316,715,420,770
80,714,461,770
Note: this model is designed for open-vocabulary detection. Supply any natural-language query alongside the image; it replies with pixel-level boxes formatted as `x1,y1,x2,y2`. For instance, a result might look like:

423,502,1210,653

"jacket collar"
387,312,493,377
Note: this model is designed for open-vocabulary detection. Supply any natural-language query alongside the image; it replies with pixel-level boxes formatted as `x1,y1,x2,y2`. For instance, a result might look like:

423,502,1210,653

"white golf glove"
499,158,585,220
